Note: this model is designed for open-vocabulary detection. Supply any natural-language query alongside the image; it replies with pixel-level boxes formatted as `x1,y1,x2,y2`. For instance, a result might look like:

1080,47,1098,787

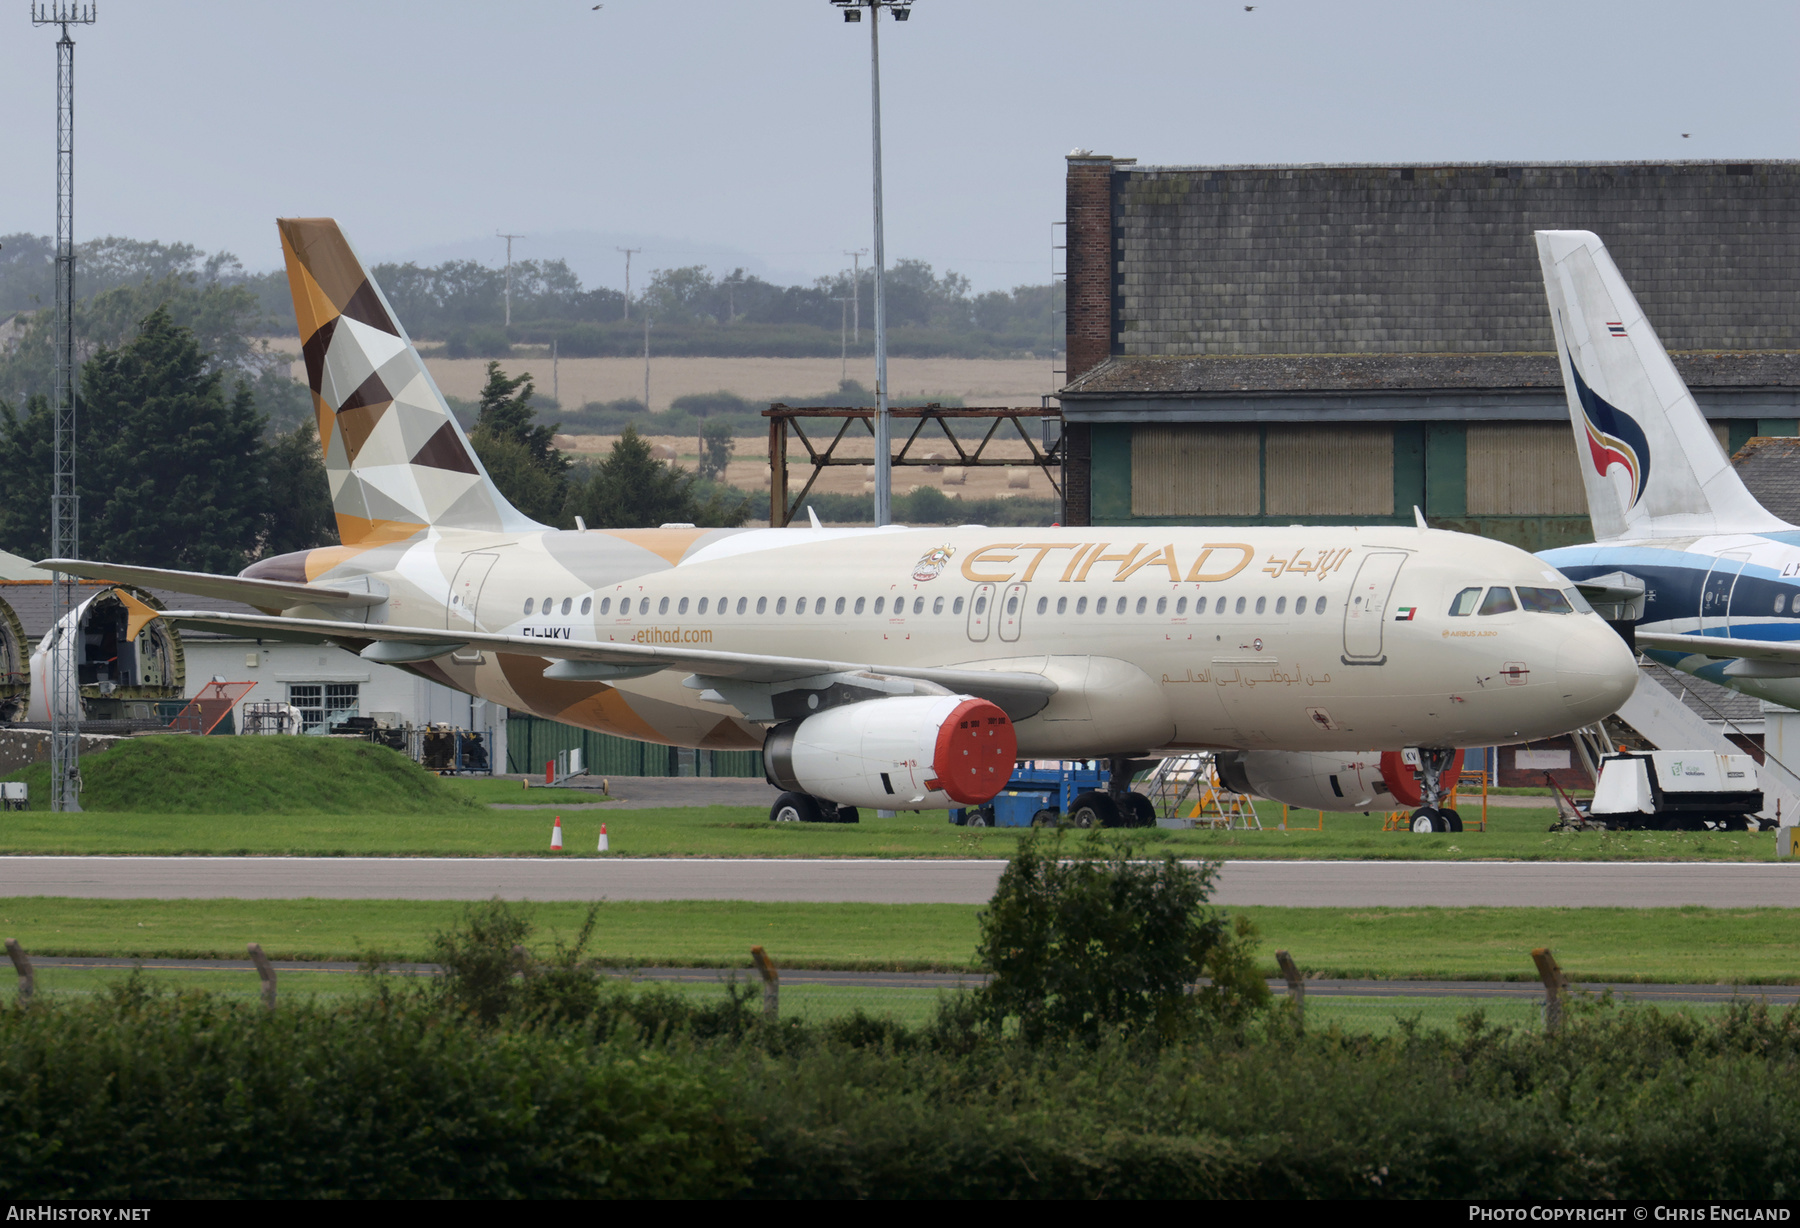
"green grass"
5,898,1799,983
1,736,484,815
0,797,1784,859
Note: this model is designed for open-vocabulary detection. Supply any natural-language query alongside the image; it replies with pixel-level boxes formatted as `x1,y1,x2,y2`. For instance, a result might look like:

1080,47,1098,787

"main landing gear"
769,791,860,824
1407,747,1464,834
1062,756,1158,829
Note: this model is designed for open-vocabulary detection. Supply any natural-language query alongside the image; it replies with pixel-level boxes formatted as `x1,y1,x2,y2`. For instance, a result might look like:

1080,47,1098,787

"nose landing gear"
1407,747,1464,833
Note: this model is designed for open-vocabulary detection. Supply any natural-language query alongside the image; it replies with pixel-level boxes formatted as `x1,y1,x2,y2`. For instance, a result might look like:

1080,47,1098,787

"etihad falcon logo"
1566,342,1651,509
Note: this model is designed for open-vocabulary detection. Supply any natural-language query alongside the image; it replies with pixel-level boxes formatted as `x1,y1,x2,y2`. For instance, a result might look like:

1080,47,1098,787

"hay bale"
941,467,966,486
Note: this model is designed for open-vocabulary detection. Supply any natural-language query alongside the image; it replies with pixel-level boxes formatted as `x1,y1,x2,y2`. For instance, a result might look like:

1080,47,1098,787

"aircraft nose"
1554,617,1639,726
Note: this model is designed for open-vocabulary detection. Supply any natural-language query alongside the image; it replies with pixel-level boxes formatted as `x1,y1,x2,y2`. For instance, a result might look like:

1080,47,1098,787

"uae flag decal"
1393,606,1418,621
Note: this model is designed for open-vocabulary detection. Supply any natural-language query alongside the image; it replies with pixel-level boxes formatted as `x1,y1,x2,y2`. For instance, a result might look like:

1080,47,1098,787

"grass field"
0,797,1784,859
4,897,1796,983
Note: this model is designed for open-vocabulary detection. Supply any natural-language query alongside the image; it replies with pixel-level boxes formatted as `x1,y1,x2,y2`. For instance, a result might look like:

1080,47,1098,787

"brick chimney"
1065,153,1122,383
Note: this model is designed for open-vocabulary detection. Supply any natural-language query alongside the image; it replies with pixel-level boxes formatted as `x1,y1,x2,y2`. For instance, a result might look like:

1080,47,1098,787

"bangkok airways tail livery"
1536,230,1800,707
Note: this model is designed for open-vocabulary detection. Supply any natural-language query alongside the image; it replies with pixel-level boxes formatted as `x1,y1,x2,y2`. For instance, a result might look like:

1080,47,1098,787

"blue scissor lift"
948,761,1112,827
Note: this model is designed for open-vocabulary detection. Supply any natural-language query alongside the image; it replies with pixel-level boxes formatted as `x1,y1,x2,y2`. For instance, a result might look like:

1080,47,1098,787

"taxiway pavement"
0,857,1794,907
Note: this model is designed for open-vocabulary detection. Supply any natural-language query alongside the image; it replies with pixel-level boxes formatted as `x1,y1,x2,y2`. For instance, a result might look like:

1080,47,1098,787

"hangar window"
678,597,689,615
854,597,866,614
1449,586,1482,616
1478,587,1518,616
580,597,591,615
1295,596,1307,614
288,683,359,733
523,598,535,615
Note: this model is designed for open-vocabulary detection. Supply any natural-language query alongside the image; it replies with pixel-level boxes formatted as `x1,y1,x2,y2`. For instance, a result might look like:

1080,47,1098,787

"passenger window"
1295,596,1307,614
1175,597,1187,614
1449,586,1482,617
1194,596,1207,614
1056,596,1067,614
1235,596,1247,614
1036,596,1048,615
1316,596,1327,614
1779,594,1789,615
854,596,866,614
756,596,767,614
1136,597,1147,614
739,597,749,615
796,597,808,615
658,597,669,615
914,596,925,614
1156,597,1167,614
1006,595,1018,615
1117,598,1127,615
1275,596,1286,614
697,598,707,614
561,598,572,615
1478,587,1518,616
1076,597,1088,614
1255,596,1266,615
953,596,965,614
1097,597,1108,614
777,597,788,614
818,597,827,615
1217,597,1228,616
874,597,885,614
523,598,535,615
1517,586,1574,614
542,595,553,612
933,596,944,614
835,597,846,614
678,597,689,615
974,596,986,614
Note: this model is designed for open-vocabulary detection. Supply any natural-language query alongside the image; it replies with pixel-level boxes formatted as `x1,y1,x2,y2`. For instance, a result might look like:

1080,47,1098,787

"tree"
975,830,1269,1045
569,426,747,529
260,419,338,554
469,361,572,526
80,307,269,572
699,421,735,481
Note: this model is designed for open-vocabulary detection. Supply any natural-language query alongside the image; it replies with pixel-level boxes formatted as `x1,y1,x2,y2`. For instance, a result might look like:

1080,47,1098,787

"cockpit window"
1564,587,1595,615
1477,587,1518,616
1517,586,1574,614
1448,587,1482,617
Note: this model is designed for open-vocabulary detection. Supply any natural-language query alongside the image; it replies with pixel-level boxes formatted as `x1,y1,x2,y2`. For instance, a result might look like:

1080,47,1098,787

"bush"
444,324,513,358
974,831,1269,1044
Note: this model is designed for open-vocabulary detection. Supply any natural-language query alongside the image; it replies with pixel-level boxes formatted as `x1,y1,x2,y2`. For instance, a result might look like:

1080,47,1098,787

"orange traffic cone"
551,816,563,851
597,823,609,853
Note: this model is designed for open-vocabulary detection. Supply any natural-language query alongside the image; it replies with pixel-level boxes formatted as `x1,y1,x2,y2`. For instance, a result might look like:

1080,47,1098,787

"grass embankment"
6,897,1799,983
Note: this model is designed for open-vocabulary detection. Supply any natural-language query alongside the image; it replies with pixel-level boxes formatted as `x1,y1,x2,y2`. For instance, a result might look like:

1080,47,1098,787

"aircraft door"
447,553,500,632
997,583,1027,643
966,583,995,642
1341,551,1408,664
1702,551,1749,633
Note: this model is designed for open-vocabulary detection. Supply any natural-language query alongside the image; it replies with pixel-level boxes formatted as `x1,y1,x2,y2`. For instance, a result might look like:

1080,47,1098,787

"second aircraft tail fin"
1534,229,1788,540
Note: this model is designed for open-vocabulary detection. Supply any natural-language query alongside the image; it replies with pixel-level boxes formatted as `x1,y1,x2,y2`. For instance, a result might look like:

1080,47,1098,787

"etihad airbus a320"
39,219,1637,825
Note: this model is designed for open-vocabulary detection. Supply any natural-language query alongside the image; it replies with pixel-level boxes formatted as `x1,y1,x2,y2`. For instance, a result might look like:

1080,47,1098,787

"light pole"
843,248,867,343
832,0,910,526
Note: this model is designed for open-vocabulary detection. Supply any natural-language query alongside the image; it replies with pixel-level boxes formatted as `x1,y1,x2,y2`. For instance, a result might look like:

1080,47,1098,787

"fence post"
750,945,779,1023
247,942,276,1011
1531,947,1566,1035
1275,949,1304,1031
5,939,33,1004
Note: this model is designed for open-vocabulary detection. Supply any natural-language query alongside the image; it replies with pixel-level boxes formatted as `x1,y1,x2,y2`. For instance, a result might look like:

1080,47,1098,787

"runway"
2,856,1797,907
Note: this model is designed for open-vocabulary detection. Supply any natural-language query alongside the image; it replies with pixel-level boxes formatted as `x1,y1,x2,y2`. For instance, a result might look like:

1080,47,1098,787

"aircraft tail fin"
278,217,542,547
1534,230,1788,541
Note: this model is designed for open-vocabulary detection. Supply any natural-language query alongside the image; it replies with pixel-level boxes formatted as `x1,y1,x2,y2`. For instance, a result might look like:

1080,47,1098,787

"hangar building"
1057,157,1800,549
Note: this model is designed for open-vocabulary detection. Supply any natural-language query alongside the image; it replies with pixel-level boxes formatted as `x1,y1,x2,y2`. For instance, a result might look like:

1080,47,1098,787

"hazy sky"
0,0,1793,293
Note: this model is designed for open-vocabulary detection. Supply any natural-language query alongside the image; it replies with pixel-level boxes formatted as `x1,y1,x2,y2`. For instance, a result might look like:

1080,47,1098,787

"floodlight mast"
497,231,523,327
32,1,95,814
834,0,910,526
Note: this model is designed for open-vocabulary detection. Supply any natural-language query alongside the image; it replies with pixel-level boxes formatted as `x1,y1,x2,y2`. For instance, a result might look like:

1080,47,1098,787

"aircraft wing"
1636,632,1800,664
37,559,386,610
155,609,1060,716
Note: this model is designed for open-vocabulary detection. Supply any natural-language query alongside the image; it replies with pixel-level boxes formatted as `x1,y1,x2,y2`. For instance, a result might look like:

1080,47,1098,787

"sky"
0,0,1794,294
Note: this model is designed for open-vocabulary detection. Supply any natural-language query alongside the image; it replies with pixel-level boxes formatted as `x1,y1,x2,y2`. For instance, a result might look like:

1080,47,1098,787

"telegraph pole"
843,248,867,343
496,231,523,327
617,246,641,321
33,1,94,814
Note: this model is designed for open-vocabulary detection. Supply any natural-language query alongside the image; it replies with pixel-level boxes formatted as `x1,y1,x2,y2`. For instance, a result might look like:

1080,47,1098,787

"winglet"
112,587,161,642
807,505,823,531
1413,505,1427,530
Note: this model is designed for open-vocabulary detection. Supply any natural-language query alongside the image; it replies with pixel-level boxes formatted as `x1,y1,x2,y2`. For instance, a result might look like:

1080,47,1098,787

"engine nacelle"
1215,748,1467,812
764,694,1017,811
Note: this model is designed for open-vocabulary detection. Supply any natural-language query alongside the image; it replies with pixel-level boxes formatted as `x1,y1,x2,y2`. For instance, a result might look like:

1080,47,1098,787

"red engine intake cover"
929,698,1018,805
